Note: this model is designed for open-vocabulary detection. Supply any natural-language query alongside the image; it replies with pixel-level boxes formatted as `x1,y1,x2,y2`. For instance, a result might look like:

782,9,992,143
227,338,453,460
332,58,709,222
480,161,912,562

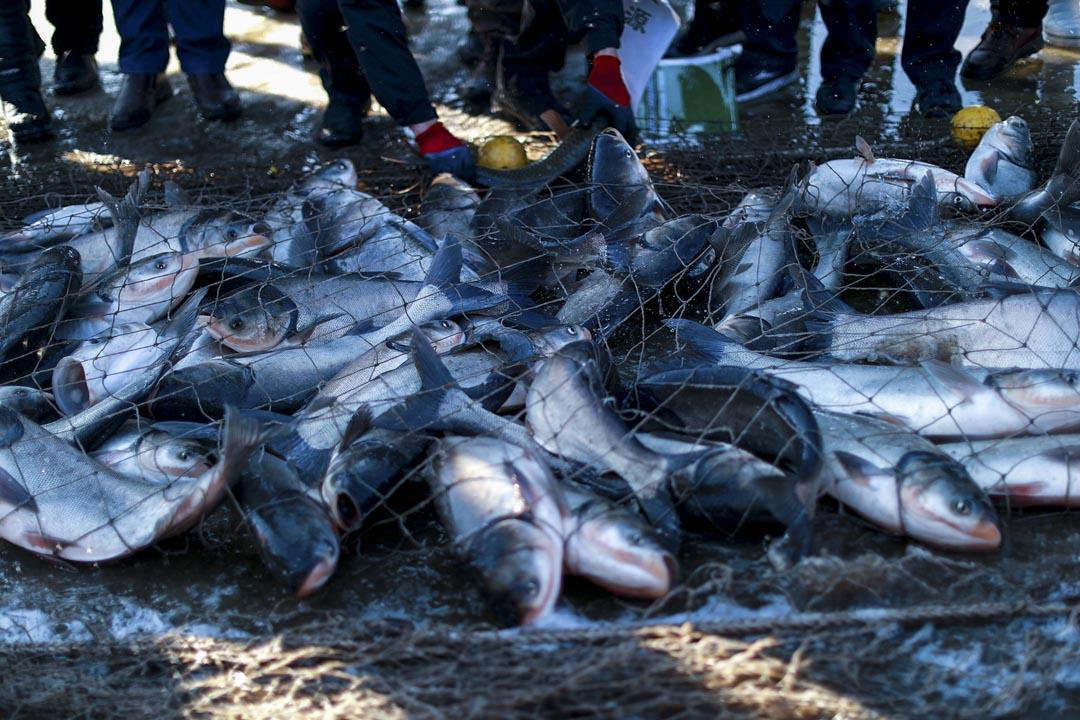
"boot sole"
1045,30,1080,48
736,71,798,102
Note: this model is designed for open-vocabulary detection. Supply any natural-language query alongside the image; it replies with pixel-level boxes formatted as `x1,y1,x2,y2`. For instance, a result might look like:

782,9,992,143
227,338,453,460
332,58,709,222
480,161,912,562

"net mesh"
0,120,1079,717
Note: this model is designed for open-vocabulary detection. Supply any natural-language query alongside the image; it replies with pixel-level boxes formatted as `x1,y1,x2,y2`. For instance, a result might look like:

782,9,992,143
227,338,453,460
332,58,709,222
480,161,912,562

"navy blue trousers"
110,0,230,74
901,0,969,85
298,0,435,125
740,0,876,81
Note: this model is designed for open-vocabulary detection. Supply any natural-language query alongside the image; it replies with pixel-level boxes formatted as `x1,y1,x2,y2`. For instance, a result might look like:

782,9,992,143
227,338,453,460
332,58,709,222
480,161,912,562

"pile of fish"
0,115,1078,626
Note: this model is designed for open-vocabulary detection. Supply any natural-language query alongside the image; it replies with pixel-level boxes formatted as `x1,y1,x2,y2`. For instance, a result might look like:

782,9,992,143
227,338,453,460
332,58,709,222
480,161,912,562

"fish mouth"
52,357,92,416
295,546,339,598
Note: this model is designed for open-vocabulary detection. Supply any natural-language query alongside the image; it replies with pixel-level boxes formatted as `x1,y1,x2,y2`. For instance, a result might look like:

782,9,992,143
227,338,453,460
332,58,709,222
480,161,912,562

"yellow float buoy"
951,105,1002,151
477,135,529,170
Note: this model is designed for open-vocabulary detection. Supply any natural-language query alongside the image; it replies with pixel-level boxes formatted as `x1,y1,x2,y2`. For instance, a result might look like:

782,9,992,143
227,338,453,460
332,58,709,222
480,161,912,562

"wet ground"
3,1,1080,718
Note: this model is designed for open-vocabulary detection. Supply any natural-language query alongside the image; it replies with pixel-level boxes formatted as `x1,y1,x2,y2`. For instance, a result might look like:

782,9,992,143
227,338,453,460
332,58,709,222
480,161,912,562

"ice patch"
0,606,93,643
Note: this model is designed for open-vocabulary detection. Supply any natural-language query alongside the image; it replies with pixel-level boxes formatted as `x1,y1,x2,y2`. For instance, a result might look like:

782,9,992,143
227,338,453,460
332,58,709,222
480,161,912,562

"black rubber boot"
0,64,55,144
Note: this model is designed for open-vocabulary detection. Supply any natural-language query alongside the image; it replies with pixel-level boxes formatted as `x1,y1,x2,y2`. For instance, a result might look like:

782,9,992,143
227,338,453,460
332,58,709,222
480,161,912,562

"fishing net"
0,107,1079,720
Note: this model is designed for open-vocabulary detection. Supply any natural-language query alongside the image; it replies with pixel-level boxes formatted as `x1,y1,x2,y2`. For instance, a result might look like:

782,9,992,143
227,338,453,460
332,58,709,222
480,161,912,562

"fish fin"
373,327,455,433
664,318,742,358
302,394,338,416
978,152,999,185
901,171,939,231
796,266,856,316
424,234,464,290
164,181,194,210
1037,444,1080,465
833,451,887,487
1047,119,1080,206
0,466,34,512
918,359,986,402
339,406,374,447
343,318,377,337
163,286,209,359
855,136,874,163
958,239,1020,280
497,308,562,331
975,280,1037,299
491,329,537,364
94,167,149,270
855,410,910,427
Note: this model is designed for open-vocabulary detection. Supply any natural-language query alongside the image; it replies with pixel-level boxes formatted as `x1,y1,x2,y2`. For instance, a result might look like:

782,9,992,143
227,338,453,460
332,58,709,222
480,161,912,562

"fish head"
469,517,563,626
52,322,161,414
247,491,341,597
897,451,1001,551
587,128,655,220
564,507,676,599
987,116,1036,168
0,385,54,421
987,368,1080,411
137,430,217,482
298,158,358,195
97,252,199,323
188,211,273,259
528,325,592,357
421,319,466,353
938,177,1000,214
201,286,298,352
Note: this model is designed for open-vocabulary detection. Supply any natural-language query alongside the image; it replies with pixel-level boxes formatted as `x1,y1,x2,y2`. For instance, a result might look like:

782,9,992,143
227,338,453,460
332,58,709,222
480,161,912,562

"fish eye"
952,499,972,516
177,449,190,461
565,326,577,335
13,389,26,397
229,317,245,331
626,531,644,546
226,229,239,240
518,579,540,600
89,337,102,345
1065,372,1078,386
439,320,452,329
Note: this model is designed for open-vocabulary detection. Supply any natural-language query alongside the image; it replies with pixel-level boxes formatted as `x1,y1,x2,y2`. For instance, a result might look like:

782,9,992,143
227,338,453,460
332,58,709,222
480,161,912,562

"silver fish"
940,435,1080,506
0,405,264,562
560,483,676,599
815,410,1001,550
428,434,566,626
964,115,1038,200
800,136,997,218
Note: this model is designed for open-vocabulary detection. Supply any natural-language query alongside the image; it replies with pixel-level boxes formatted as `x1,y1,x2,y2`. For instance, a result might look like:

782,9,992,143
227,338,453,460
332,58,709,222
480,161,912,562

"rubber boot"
1045,0,1080,48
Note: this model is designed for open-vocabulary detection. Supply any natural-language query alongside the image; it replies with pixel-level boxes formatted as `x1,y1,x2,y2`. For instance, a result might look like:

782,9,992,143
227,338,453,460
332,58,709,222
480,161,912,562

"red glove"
588,55,631,106
415,122,476,179
580,55,638,143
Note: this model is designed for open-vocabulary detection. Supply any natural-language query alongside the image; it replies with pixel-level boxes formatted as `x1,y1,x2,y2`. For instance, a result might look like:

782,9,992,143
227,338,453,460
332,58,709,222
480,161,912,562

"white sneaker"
1045,0,1080,48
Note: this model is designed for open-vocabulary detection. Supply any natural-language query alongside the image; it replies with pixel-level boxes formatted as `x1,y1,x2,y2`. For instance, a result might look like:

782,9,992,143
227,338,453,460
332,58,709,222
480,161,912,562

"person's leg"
902,0,966,116
462,0,523,112
109,0,174,130
734,0,801,101
815,0,876,114
296,0,371,145
492,0,571,132
45,0,102,94
961,0,1045,80
0,0,53,142
336,0,437,126
168,0,241,120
